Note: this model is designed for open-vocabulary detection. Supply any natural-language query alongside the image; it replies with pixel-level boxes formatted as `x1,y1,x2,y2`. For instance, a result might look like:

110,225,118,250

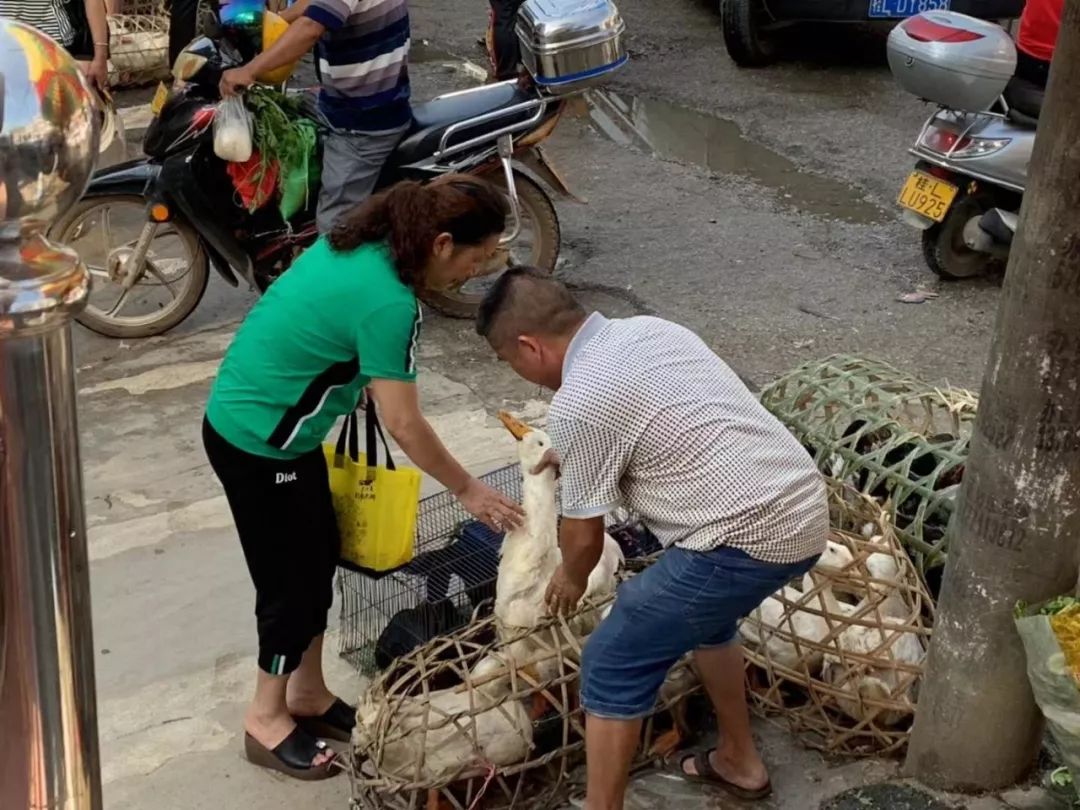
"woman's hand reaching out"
456,477,524,532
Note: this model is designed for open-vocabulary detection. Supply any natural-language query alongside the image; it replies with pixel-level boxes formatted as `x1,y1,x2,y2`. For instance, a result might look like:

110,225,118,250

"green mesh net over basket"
759,355,978,575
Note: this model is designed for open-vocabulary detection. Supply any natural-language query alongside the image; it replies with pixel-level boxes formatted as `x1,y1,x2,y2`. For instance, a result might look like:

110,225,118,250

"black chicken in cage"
337,464,661,676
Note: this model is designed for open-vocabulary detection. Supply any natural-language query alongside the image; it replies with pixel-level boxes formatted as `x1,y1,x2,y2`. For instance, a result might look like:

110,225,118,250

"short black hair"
476,266,586,348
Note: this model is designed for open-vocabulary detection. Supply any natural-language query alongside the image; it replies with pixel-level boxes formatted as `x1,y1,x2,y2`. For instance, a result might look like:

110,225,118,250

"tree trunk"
904,0,1080,790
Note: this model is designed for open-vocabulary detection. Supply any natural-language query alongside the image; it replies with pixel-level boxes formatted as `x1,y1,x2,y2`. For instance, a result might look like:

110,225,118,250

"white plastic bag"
213,95,253,163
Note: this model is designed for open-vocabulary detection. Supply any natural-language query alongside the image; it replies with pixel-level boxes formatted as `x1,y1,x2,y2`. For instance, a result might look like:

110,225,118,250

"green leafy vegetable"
244,86,320,221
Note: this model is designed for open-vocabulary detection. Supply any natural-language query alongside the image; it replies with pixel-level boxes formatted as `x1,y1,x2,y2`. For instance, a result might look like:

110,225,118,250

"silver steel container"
888,12,1016,112
516,0,627,95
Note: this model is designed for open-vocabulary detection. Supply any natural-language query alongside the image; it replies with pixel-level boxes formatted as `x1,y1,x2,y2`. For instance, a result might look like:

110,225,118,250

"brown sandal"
244,727,340,781
667,749,772,801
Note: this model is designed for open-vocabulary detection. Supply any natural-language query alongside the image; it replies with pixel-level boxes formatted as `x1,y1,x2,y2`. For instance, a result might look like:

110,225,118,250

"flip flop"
244,727,340,781
666,749,772,801
293,697,356,743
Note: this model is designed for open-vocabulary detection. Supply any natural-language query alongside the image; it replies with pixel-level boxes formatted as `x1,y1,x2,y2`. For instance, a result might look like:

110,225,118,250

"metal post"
0,19,102,810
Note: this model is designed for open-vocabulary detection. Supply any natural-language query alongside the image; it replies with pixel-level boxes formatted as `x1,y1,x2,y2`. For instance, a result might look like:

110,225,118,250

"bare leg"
285,633,336,717
684,642,768,791
246,667,334,766
584,715,642,810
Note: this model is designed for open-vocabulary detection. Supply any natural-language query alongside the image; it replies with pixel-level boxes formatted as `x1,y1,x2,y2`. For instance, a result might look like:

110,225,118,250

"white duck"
354,654,533,782
493,412,623,665
739,540,858,673
821,550,926,727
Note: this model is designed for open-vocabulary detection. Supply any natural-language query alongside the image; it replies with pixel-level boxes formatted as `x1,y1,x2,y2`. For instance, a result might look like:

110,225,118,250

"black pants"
488,0,524,81
203,418,340,676
168,0,201,67
1015,48,1051,89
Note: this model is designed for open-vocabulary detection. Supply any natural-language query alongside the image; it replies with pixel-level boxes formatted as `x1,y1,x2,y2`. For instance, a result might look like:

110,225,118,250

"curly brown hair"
328,174,510,287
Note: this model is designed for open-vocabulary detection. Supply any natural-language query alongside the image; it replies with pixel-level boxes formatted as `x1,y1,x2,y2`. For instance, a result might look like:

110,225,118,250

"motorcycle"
888,12,1037,280
55,34,575,338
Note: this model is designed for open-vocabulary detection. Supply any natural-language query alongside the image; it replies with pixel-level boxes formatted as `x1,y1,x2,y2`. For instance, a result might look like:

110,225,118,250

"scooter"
53,34,574,338
889,13,1039,280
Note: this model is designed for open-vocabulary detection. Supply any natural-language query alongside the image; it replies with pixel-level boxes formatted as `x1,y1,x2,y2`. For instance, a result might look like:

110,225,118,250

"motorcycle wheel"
921,194,999,280
49,195,210,339
422,170,560,320
721,0,777,68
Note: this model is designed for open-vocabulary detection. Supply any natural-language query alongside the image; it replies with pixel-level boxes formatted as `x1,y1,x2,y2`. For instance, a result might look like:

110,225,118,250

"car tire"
721,0,777,67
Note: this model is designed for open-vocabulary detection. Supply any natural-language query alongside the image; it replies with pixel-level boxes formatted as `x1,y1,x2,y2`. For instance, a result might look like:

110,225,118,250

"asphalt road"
77,0,1005,396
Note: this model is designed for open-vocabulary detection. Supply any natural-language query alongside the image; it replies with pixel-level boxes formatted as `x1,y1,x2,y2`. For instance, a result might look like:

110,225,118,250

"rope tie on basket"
465,760,498,810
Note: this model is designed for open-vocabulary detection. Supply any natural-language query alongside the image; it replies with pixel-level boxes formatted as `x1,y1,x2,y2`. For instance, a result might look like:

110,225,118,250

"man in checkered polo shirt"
477,268,828,808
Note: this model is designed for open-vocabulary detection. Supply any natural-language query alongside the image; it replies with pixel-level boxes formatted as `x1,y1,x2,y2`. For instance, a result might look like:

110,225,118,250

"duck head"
498,412,555,474
815,539,856,574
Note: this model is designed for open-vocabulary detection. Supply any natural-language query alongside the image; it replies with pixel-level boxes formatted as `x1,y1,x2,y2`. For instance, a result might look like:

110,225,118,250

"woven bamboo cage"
108,8,170,87
349,589,698,810
759,354,977,575
742,488,935,756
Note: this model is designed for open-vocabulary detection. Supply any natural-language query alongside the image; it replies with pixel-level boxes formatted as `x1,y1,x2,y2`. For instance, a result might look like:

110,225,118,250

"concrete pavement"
67,2,1059,807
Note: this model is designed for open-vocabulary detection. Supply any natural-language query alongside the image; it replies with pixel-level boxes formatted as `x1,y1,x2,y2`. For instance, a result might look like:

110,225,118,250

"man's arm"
561,517,606,589
219,16,324,95
277,0,312,24
545,516,606,615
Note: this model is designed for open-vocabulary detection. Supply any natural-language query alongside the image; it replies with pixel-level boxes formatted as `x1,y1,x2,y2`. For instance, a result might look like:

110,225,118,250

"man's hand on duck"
531,449,561,477
456,477,524,532
545,565,586,616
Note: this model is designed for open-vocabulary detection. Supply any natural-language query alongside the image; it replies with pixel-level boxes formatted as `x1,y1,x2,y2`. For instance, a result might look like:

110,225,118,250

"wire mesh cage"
337,464,660,677
759,354,978,577
741,486,935,756
337,465,522,675
349,581,699,810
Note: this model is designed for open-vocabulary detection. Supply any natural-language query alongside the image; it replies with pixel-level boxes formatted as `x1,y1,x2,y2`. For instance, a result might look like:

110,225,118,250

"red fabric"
902,15,983,42
1018,0,1063,62
226,151,279,211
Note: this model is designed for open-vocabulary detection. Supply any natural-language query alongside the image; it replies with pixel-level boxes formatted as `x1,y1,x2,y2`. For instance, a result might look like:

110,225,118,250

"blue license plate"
868,0,949,18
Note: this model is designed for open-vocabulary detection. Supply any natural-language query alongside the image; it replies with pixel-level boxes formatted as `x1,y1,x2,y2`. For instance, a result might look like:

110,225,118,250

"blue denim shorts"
580,544,817,720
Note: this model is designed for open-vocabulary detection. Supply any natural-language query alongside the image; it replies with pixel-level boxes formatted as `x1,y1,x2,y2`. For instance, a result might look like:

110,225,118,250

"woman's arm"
368,379,524,530
82,0,110,90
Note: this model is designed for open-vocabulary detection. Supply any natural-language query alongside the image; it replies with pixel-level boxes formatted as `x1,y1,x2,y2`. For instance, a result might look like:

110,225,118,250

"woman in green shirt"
203,174,524,780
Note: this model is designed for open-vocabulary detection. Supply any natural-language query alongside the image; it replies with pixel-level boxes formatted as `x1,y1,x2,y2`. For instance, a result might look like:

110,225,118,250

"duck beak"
498,411,533,441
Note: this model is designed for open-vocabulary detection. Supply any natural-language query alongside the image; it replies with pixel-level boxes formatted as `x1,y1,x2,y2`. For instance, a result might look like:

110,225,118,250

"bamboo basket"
742,489,935,756
759,354,977,574
108,12,170,87
349,587,699,810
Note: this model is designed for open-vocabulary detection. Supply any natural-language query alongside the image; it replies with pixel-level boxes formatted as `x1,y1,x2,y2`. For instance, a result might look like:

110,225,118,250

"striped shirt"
549,313,829,565
304,0,411,132
0,0,75,45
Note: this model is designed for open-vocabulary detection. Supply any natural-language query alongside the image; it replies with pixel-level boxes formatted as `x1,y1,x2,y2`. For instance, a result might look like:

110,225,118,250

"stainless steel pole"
0,18,102,810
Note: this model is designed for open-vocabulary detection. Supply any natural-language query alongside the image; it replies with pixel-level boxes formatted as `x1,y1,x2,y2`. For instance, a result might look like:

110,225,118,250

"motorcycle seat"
391,82,539,166
1003,76,1043,127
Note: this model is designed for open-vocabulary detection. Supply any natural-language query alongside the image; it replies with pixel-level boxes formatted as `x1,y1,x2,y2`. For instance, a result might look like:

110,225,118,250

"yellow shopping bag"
324,399,421,573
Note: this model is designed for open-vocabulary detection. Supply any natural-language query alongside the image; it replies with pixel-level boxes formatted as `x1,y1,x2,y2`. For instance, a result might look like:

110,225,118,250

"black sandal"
293,697,356,743
666,748,772,801
244,726,340,780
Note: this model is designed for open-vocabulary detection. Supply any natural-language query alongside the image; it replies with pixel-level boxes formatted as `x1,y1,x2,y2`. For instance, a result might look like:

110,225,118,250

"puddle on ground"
579,90,887,224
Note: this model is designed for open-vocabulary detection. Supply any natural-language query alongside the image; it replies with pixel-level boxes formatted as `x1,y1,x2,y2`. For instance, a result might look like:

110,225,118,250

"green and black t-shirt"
206,238,421,460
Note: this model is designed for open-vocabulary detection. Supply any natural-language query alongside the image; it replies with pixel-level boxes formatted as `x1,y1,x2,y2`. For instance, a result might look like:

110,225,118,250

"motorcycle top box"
516,0,627,95
887,12,1016,112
